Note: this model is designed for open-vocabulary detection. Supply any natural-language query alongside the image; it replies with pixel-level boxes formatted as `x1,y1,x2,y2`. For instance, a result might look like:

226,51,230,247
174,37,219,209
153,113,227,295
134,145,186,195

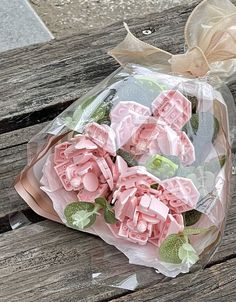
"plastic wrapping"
15,0,236,285
8,211,32,230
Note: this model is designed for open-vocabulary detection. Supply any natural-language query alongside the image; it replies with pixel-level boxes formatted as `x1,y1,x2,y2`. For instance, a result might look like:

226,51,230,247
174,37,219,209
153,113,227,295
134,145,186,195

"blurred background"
30,0,194,37
0,0,196,52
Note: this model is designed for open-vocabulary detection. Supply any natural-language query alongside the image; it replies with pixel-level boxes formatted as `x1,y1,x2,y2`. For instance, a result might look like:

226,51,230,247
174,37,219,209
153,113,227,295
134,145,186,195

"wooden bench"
1,1,236,301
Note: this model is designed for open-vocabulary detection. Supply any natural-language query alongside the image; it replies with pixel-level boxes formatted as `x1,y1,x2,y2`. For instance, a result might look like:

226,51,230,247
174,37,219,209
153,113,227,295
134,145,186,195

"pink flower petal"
161,177,200,213
54,142,71,164
85,122,117,155
110,101,151,124
96,157,114,189
152,90,191,130
82,172,99,192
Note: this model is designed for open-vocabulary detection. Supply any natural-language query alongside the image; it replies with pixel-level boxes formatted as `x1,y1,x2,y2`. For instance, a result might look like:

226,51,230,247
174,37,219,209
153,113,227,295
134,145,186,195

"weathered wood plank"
0,220,158,302
0,0,236,217
0,146,27,215
0,142,30,218
1,138,235,299
0,122,48,150
110,258,236,302
0,119,235,230
0,206,236,302
3,0,233,134
0,1,235,301
0,123,48,218
0,0,235,218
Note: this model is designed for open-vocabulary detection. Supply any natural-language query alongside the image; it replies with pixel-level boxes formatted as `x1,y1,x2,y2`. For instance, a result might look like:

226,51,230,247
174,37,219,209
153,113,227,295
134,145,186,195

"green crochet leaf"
64,202,97,230
159,234,185,264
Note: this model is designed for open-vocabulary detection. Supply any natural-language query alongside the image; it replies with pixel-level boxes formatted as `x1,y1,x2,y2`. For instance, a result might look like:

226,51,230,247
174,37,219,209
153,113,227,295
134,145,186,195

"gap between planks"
0,1,236,300
0,218,236,302
0,0,210,134
108,256,236,302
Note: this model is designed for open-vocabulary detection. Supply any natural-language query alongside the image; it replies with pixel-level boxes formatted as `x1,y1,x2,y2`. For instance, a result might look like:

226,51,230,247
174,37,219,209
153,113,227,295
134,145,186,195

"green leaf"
64,202,97,230
159,234,185,264
184,95,198,114
71,210,97,229
63,95,95,130
178,243,199,266
183,210,202,226
117,149,138,167
205,155,226,174
95,197,107,208
64,89,116,130
73,95,96,122
147,155,178,180
90,89,116,125
136,76,166,93
91,102,111,124
219,155,226,168
150,183,160,190
104,207,117,224
183,226,213,236
182,112,220,143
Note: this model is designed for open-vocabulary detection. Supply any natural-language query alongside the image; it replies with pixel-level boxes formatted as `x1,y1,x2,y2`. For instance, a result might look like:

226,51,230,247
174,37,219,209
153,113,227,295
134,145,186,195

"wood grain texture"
0,205,236,302
0,0,217,135
0,122,48,150
0,0,234,135
0,0,235,217
0,220,161,302
110,258,236,302
1,1,236,301
0,123,49,218
0,143,28,217
0,0,234,219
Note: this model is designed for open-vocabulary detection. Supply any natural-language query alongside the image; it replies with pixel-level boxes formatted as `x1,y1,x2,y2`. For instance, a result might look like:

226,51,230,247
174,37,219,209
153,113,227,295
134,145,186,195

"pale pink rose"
123,117,194,165
110,98,195,165
53,123,117,202
151,90,191,131
108,166,200,246
110,102,150,148
40,153,78,221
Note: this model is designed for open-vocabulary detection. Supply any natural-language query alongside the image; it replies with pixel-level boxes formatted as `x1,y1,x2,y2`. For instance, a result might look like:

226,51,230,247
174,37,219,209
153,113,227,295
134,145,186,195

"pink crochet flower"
53,122,117,201
108,166,200,246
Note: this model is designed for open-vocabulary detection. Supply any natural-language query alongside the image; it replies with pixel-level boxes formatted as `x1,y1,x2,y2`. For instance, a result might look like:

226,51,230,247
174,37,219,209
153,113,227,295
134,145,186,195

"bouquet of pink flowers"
15,0,236,278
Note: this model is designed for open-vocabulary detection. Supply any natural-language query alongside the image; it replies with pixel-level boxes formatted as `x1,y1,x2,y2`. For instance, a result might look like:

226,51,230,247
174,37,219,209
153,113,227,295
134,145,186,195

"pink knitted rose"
53,122,117,201
108,166,200,246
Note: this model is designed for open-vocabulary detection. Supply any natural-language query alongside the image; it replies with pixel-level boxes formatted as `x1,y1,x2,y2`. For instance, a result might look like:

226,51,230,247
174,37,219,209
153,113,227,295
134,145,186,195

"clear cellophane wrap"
15,0,236,285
